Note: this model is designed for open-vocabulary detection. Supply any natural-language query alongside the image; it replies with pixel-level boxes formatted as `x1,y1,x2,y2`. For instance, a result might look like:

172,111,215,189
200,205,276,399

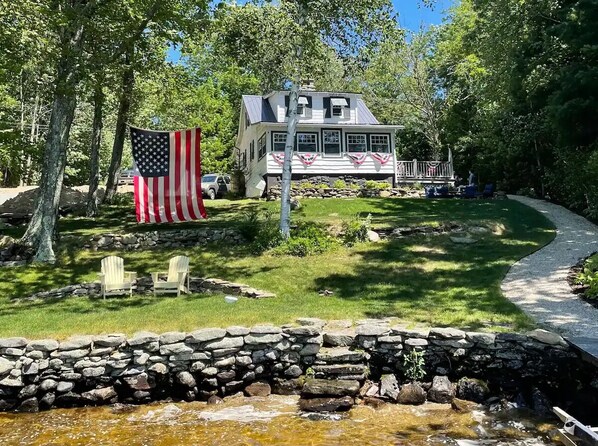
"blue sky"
395,0,453,31
167,0,453,62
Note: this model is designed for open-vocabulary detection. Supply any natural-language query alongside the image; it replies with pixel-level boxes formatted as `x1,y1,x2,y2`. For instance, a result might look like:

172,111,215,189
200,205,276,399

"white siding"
269,93,358,125
262,127,396,176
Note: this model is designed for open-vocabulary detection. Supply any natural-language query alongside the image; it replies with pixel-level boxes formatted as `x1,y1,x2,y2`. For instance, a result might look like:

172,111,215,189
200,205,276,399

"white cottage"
235,89,403,197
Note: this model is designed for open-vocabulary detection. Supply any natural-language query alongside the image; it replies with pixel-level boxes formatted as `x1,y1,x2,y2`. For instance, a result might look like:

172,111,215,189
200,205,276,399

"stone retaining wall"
82,228,245,251
0,319,596,414
267,187,424,201
18,277,275,301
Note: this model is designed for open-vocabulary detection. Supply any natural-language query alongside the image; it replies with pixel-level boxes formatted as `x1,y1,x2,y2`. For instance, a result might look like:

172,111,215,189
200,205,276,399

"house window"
241,150,247,169
258,133,267,159
323,130,341,156
347,134,367,152
296,133,317,152
331,97,348,118
370,135,390,153
245,112,250,129
250,141,255,161
273,132,287,151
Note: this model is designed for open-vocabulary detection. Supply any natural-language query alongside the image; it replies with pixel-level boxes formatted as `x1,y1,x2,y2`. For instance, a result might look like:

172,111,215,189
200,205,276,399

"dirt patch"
0,187,91,215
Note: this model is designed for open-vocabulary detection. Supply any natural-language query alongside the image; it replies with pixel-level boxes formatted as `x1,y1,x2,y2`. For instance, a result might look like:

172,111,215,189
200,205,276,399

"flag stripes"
132,127,207,223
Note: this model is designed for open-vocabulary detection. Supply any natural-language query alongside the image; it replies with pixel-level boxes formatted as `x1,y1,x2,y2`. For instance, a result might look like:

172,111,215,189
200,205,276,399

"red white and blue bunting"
370,152,392,165
426,161,441,175
346,153,367,165
297,153,318,166
271,152,286,165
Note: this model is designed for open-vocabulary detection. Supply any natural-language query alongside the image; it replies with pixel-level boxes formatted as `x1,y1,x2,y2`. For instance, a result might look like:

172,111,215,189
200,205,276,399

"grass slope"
0,198,555,339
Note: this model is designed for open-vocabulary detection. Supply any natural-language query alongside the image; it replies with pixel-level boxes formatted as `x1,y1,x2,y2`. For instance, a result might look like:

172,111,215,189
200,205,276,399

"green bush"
364,180,391,190
341,213,372,246
364,180,378,190
349,183,361,190
238,210,283,254
577,254,598,299
333,179,347,189
272,222,337,257
300,182,315,189
411,182,424,191
403,349,426,382
316,183,329,189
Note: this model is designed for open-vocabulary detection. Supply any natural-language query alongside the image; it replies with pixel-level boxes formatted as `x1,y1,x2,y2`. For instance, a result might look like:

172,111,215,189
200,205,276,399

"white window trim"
322,129,342,157
332,105,344,117
346,134,368,153
369,134,391,153
296,132,318,153
272,132,287,152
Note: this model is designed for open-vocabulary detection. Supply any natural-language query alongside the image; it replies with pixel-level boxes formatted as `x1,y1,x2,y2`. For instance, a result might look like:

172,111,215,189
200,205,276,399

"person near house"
468,170,475,186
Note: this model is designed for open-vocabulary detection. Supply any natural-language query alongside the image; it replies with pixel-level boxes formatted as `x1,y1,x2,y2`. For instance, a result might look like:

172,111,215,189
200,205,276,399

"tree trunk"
86,82,104,216
20,21,85,263
103,54,134,203
279,82,300,238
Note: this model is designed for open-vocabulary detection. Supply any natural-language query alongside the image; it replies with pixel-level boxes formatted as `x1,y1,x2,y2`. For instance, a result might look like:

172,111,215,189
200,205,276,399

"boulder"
457,378,489,403
123,373,154,391
379,374,400,401
207,395,224,405
244,382,271,397
284,365,302,378
451,397,479,413
0,358,14,375
159,332,186,345
397,383,427,405
367,230,380,242
17,397,39,413
527,329,567,347
176,372,196,388
185,329,226,343
27,339,59,352
323,332,355,347
0,338,28,349
298,396,354,412
93,334,126,347
302,379,360,397
82,387,117,403
427,376,455,403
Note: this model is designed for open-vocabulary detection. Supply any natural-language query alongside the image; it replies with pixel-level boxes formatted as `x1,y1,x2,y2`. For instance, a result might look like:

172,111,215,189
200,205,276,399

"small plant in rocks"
333,179,347,189
341,213,372,246
577,254,598,299
403,350,426,382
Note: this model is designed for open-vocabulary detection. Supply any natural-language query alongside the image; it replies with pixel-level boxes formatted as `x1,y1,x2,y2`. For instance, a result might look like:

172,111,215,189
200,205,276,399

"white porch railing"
396,159,454,180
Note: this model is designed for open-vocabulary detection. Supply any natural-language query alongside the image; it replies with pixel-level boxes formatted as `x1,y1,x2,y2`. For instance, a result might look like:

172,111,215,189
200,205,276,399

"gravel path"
501,196,598,344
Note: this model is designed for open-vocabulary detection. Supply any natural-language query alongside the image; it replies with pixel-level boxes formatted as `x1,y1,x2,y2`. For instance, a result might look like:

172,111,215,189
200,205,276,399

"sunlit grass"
0,198,555,339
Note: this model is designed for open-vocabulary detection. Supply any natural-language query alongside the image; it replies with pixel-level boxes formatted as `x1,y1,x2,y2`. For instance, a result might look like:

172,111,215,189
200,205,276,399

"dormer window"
329,97,349,118
286,95,311,117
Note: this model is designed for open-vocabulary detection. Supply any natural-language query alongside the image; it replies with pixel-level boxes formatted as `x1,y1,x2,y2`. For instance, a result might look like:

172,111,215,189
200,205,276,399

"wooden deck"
396,159,454,184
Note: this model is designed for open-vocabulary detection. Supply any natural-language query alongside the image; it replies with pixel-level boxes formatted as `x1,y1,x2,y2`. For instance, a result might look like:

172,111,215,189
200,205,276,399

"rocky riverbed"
0,395,559,446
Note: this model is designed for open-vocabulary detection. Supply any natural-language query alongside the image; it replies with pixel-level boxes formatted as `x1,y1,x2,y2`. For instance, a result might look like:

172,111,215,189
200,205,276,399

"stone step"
315,347,366,364
302,378,360,397
311,363,367,376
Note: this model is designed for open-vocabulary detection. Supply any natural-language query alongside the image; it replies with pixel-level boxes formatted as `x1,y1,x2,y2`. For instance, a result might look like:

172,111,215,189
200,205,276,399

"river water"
0,395,558,446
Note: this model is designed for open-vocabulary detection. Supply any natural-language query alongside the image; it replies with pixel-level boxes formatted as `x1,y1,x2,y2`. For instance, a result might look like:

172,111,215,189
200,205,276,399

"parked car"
118,169,135,185
201,174,231,200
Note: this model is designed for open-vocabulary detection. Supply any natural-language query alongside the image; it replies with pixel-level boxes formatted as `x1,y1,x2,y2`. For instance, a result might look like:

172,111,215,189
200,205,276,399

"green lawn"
0,198,555,339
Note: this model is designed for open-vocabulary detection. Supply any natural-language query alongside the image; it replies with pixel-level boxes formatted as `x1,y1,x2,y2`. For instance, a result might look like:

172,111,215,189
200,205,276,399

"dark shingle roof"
242,95,277,124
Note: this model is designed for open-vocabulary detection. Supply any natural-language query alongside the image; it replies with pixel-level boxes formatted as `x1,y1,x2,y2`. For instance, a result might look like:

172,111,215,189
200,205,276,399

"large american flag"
130,126,207,223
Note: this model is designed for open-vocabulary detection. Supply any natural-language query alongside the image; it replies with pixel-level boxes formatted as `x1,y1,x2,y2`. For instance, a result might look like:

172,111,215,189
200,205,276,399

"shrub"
316,183,329,189
342,213,372,246
364,180,378,190
272,222,337,256
333,179,347,189
376,181,391,189
403,349,426,382
577,254,598,299
238,210,283,254
411,182,424,190
300,182,315,189
349,183,361,190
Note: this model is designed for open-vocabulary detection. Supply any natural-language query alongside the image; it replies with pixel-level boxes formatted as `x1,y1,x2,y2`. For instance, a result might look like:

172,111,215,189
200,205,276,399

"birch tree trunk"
279,82,299,238
20,22,86,263
103,55,134,203
86,82,104,216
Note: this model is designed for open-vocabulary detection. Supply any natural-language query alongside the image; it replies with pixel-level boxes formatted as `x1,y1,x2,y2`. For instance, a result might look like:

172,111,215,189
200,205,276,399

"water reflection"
0,395,558,446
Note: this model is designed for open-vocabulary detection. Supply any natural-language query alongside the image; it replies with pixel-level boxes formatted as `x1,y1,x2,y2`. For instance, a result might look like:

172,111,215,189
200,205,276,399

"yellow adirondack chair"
151,255,190,296
99,256,137,299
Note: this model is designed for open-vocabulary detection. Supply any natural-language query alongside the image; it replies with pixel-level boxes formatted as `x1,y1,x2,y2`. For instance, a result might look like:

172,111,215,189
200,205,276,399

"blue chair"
461,185,476,199
482,184,495,198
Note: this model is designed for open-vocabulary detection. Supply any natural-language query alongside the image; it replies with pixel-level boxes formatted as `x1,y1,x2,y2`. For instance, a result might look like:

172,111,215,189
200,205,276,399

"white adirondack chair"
151,255,190,296
99,256,137,299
